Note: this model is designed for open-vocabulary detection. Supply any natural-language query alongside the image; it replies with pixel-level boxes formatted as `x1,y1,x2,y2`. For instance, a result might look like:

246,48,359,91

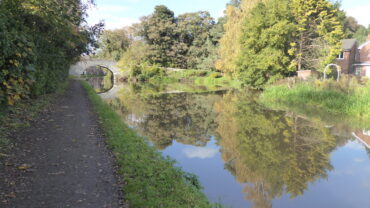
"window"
337,52,344,59
355,67,361,76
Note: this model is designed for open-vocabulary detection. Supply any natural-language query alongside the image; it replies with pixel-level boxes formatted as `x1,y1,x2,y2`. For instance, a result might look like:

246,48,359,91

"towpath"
0,80,122,208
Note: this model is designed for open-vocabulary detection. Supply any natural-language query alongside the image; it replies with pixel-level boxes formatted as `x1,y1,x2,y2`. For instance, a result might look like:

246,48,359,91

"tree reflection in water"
215,91,339,207
105,85,354,208
107,85,222,149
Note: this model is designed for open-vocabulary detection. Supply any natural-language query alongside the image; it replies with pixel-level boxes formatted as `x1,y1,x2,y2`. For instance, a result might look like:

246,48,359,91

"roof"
341,39,357,51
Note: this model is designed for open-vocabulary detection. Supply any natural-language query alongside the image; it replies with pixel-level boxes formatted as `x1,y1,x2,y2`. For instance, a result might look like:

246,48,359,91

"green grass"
260,80,370,122
81,81,217,208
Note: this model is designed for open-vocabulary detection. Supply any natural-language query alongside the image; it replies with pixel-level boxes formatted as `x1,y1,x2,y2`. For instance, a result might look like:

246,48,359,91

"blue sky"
87,0,370,29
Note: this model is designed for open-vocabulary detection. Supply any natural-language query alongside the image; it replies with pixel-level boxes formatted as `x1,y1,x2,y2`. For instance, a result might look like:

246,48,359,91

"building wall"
355,66,369,77
336,45,357,74
359,42,370,63
336,51,351,74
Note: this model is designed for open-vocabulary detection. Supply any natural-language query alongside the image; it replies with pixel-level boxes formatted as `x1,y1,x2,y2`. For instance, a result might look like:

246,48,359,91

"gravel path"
0,80,122,208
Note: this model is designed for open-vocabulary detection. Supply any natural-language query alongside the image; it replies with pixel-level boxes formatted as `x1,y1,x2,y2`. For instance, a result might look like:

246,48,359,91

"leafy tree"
292,0,344,71
96,28,131,61
343,17,362,38
215,0,266,74
0,0,100,105
353,25,370,44
118,41,150,71
177,11,215,69
139,5,186,67
227,0,241,7
236,0,296,88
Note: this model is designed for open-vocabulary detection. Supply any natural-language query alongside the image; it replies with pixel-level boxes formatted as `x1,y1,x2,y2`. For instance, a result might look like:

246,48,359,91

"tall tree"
139,5,186,67
97,28,131,61
236,0,296,88
177,11,215,68
292,0,344,71
215,0,266,74
354,25,370,44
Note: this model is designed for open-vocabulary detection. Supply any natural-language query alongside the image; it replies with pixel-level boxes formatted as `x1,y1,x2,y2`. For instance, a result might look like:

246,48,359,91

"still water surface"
88,79,370,208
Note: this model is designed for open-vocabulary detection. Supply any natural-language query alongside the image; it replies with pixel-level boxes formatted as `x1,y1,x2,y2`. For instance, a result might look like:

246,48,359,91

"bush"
129,63,165,82
0,0,95,106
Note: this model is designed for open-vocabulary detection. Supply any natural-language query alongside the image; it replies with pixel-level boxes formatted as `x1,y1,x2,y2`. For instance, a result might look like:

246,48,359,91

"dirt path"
0,80,122,208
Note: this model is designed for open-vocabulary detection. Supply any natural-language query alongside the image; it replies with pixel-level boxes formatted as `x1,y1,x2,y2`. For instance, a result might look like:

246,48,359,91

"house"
336,39,357,74
336,35,370,78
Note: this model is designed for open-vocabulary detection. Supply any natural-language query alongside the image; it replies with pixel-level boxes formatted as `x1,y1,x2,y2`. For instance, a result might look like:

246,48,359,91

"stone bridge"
69,59,125,99
69,59,120,77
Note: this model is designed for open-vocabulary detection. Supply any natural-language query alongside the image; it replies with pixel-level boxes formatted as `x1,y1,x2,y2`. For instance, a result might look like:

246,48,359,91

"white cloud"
346,4,370,27
183,147,218,159
87,5,139,30
353,158,365,163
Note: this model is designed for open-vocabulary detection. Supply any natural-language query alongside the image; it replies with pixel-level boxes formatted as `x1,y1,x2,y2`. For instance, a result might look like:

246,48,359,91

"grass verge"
81,81,216,208
260,79,370,121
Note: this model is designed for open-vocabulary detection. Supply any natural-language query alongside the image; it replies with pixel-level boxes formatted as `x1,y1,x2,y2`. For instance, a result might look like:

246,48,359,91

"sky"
86,0,370,30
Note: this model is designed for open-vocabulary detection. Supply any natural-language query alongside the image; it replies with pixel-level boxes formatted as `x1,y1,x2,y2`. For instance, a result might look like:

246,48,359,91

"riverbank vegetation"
0,0,101,107
81,81,221,208
261,77,370,120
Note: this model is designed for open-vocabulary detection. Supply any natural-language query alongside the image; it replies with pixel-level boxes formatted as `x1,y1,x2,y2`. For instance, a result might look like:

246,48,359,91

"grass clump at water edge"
260,79,370,119
81,81,218,208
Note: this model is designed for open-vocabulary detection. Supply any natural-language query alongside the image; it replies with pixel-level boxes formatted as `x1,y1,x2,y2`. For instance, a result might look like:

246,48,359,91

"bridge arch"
69,59,120,85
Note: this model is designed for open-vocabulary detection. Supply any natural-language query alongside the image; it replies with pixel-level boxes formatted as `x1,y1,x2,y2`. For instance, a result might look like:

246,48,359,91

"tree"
139,5,185,67
96,28,131,61
353,25,370,44
236,0,296,88
292,0,344,71
196,17,227,70
118,40,150,71
0,0,100,105
177,11,215,69
215,0,266,74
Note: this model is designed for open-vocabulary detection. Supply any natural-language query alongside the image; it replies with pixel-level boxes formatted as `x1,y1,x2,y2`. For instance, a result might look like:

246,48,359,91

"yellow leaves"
17,164,32,170
7,97,15,105
8,59,20,67
2,76,31,105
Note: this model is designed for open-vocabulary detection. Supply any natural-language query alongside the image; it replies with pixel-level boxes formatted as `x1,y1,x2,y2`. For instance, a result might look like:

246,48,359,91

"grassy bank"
260,79,370,120
81,81,216,208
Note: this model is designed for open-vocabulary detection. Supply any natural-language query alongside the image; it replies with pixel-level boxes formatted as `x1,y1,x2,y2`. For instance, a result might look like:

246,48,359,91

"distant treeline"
97,0,370,88
0,0,102,106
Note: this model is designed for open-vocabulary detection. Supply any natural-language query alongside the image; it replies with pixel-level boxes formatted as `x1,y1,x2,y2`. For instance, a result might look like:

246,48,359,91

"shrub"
0,0,95,106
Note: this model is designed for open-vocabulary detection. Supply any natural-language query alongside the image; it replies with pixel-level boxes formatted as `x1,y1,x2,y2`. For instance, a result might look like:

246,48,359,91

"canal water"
87,79,370,208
